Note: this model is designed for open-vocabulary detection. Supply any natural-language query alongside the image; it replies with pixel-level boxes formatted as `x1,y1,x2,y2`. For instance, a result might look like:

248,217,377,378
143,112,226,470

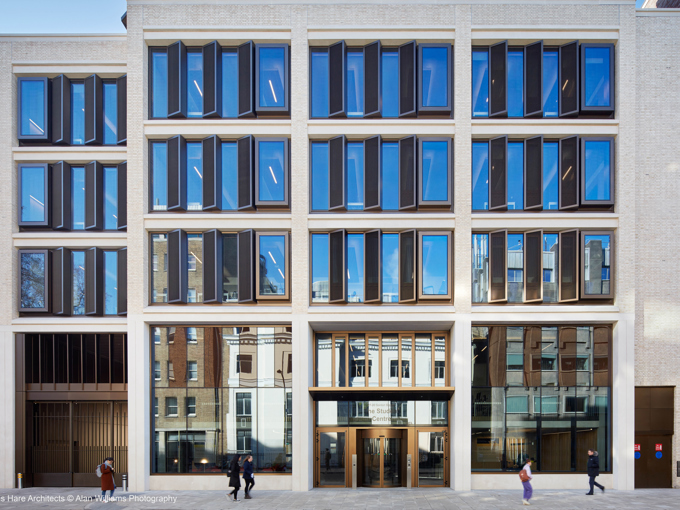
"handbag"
519,469,529,482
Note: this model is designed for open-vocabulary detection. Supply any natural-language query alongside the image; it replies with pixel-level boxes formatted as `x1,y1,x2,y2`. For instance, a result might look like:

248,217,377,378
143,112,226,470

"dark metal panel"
202,135,222,211
117,248,127,315
237,135,255,210
117,162,127,230
364,229,381,303
559,40,579,117
329,229,346,303
559,229,579,302
524,230,543,303
167,135,187,211
559,135,579,210
52,248,72,316
238,41,255,118
489,135,508,211
167,40,187,118
202,229,222,304
398,229,416,303
328,41,346,118
524,41,543,118
84,161,103,230
116,75,127,145
489,41,508,118
51,75,70,145
398,135,416,210
524,135,543,210
398,40,416,117
489,230,507,303
329,135,346,211
202,41,222,118
363,135,381,211
167,229,188,304
84,74,103,145
363,40,381,118
85,247,103,316
238,230,255,303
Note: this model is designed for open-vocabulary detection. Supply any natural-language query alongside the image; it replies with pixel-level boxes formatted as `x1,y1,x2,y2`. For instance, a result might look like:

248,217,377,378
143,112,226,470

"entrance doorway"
358,429,404,488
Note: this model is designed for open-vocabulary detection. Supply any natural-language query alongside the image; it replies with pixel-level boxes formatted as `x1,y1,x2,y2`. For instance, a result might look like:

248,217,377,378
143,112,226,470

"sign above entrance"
369,401,392,425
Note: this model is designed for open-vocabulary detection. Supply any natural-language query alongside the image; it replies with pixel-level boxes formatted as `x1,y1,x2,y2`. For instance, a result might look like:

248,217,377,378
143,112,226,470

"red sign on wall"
634,444,641,452
655,444,663,452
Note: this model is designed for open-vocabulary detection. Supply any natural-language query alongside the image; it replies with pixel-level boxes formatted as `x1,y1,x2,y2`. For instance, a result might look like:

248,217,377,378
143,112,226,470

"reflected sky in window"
72,166,85,230
584,140,611,201
71,83,85,144
21,166,46,223
187,51,203,118
421,46,449,108
311,50,329,118
346,142,364,210
346,50,364,117
103,82,117,144
472,142,489,210
382,142,399,210
382,233,399,303
222,50,238,118
507,142,523,210
472,50,489,117
382,51,398,118
543,142,558,209
421,141,449,203
104,251,117,315
152,51,168,118
259,46,285,108
187,142,202,210
346,234,364,303
20,79,46,137
542,50,558,117
584,47,611,107
104,166,118,229
258,141,285,202
312,233,329,303
221,142,238,210
259,235,286,296
421,235,448,295
507,50,523,117
311,142,329,211
152,142,167,211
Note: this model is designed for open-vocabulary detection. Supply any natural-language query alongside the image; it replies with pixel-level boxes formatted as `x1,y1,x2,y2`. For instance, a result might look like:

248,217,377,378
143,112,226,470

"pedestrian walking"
227,454,242,502
519,458,534,506
98,457,116,500
586,450,605,495
243,455,255,499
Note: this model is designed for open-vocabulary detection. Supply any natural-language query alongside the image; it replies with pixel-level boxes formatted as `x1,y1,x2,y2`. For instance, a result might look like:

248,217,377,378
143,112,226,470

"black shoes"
602,487,605,493
586,492,594,495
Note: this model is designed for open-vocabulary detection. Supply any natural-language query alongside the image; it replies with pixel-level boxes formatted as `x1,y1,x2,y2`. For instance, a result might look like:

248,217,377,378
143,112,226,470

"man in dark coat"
586,450,605,495
243,455,255,499
100,457,116,499
228,454,242,502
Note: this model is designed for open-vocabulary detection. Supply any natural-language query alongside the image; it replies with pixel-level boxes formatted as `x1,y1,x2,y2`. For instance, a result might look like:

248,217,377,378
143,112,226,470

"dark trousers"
244,477,255,494
589,475,604,493
229,489,239,500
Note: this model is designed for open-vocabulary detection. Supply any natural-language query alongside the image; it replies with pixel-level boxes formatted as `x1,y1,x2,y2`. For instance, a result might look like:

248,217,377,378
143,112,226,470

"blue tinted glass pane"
71,83,85,145
421,235,448,295
543,50,558,117
104,251,118,315
104,166,118,229
259,46,286,108
382,143,399,210
20,166,46,223
507,142,523,210
584,140,611,201
472,142,489,210
472,50,489,117
259,235,286,296
346,50,364,117
258,141,285,202
187,142,202,210
72,167,85,229
152,51,168,118
472,233,489,303
311,50,329,118
346,143,364,210
421,141,449,202
311,233,329,303
543,233,558,303
72,251,85,315
311,142,329,211
421,46,449,108
152,142,167,211
382,233,399,302
221,142,238,210
20,80,46,137
20,252,46,309
187,51,203,118
543,142,558,209
103,82,117,144
347,234,364,303
222,51,238,118
507,50,523,118
584,47,611,107
382,51,399,118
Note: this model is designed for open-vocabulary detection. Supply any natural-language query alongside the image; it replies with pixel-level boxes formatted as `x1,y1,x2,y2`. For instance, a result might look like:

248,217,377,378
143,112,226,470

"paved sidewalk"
0,487,677,509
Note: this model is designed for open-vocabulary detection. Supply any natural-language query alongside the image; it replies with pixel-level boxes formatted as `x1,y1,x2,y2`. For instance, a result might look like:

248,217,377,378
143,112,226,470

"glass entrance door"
359,429,404,488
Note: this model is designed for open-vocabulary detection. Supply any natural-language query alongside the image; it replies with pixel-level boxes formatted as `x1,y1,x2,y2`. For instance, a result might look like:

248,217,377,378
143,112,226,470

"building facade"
0,0,678,492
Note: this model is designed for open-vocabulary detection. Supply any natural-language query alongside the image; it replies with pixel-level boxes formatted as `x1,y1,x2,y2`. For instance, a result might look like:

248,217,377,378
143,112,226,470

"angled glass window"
346,233,364,303
382,49,399,118
103,166,118,230
222,49,238,118
543,233,558,303
382,233,399,303
311,141,329,211
346,49,364,118
151,142,168,211
507,233,524,303
311,49,329,118
222,233,238,302
472,233,489,303
20,250,48,311
151,49,168,118
151,234,168,303
472,142,489,210
419,232,450,298
19,165,47,225
221,141,238,210
187,50,203,118
257,139,286,204
507,50,523,118
312,233,329,303
187,234,203,302
542,50,558,117
72,166,86,230
104,251,118,315
472,50,489,117
257,45,287,110
582,233,612,298
71,82,85,145
187,142,203,210
507,142,523,210
543,142,559,209
420,140,450,205
583,139,612,204
346,142,364,210
583,45,612,108
257,233,287,299
419,45,450,110
103,82,118,144
72,251,86,315
381,142,399,211
19,78,47,139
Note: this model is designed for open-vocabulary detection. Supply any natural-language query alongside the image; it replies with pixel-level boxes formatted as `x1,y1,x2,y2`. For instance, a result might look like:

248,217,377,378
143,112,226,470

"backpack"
96,464,103,478
519,468,529,482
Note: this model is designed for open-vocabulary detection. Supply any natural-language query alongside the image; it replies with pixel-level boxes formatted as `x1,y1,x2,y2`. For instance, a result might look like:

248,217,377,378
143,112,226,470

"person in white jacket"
521,458,534,506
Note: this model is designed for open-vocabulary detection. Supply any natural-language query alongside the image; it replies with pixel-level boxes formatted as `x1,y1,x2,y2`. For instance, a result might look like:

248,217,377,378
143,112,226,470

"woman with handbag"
519,458,534,506
227,454,242,502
